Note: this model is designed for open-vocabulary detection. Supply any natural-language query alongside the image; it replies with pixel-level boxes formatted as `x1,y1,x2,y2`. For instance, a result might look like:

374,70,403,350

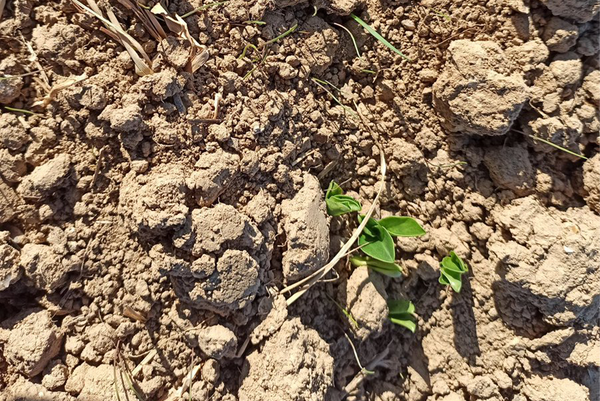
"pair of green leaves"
325,181,362,216
325,180,426,278
439,251,468,293
357,215,426,264
388,299,417,333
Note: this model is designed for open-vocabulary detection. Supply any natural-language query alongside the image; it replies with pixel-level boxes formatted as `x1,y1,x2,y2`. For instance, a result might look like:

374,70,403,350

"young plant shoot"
325,181,426,278
325,181,362,216
388,299,417,333
439,251,468,293
352,215,426,276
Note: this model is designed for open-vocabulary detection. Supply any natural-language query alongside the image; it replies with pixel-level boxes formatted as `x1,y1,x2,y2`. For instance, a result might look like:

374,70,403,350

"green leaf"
350,256,402,278
326,180,343,199
377,216,426,237
439,251,468,293
326,195,362,216
388,299,417,333
358,217,396,263
325,181,362,216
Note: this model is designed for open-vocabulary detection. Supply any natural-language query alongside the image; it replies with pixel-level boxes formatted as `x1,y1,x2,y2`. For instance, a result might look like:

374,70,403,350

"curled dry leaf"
151,3,209,73
32,73,87,108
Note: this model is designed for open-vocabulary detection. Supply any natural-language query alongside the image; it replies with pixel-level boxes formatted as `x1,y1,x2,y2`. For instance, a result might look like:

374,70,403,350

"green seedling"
2,106,38,115
350,13,411,61
350,255,402,278
529,134,588,160
326,294,359,329
264,23,298,45
388,299,417,333
238,43,260,60
325,181,362,216
244,20,266,25
439,251,468,293
344,332,375,375
357,215,425,264
357,216,396,263
432,10,452,22
377,216,427,237
240,23,298,79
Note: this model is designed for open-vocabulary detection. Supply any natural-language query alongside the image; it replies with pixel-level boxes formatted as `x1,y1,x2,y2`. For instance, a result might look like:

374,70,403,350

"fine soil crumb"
19,243,78,291
540,0,600,23
0,113,30,151
490,196,600,329
281,173,330,283
483,146,535,196
197,324,238,360
17,153,71,199
238,318,334,401
170,249,261,315
433,40,528,136
523,376,590,401
582,154,600,213
341,267,389,340
0,234,21,290
0,309,63,377
542,17,580,53
119,164,189,236
0,0,598,399
0,76,23,104
187,149,240,207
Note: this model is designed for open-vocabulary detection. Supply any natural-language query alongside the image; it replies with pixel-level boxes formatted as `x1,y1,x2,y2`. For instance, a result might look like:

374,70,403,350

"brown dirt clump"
0,0,598,400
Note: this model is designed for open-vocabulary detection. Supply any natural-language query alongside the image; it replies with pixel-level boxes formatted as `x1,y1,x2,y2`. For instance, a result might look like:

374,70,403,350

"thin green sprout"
512,128,588,160
344,332,375,375
244,20,266,25
529,134,588,160
113,364,123,401
243,49,269,80
238,43,259,60
264,23,298,45
3,106,37,115
350,13,411,61
433,10,452,21
326,294,359,329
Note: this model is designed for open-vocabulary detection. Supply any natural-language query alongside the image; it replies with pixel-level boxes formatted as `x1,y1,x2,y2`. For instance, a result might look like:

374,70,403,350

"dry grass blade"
32,73,87,107
71,0,153,76
151,3,209,73
20,33,51,91
115,345,146,400
163,364,202,401
281,151,387,305
131,349,157,378
117,0,167,41
342,344,391,398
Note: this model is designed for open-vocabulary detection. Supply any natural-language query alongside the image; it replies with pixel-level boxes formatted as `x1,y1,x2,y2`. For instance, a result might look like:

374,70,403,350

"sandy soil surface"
0,0,599,400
